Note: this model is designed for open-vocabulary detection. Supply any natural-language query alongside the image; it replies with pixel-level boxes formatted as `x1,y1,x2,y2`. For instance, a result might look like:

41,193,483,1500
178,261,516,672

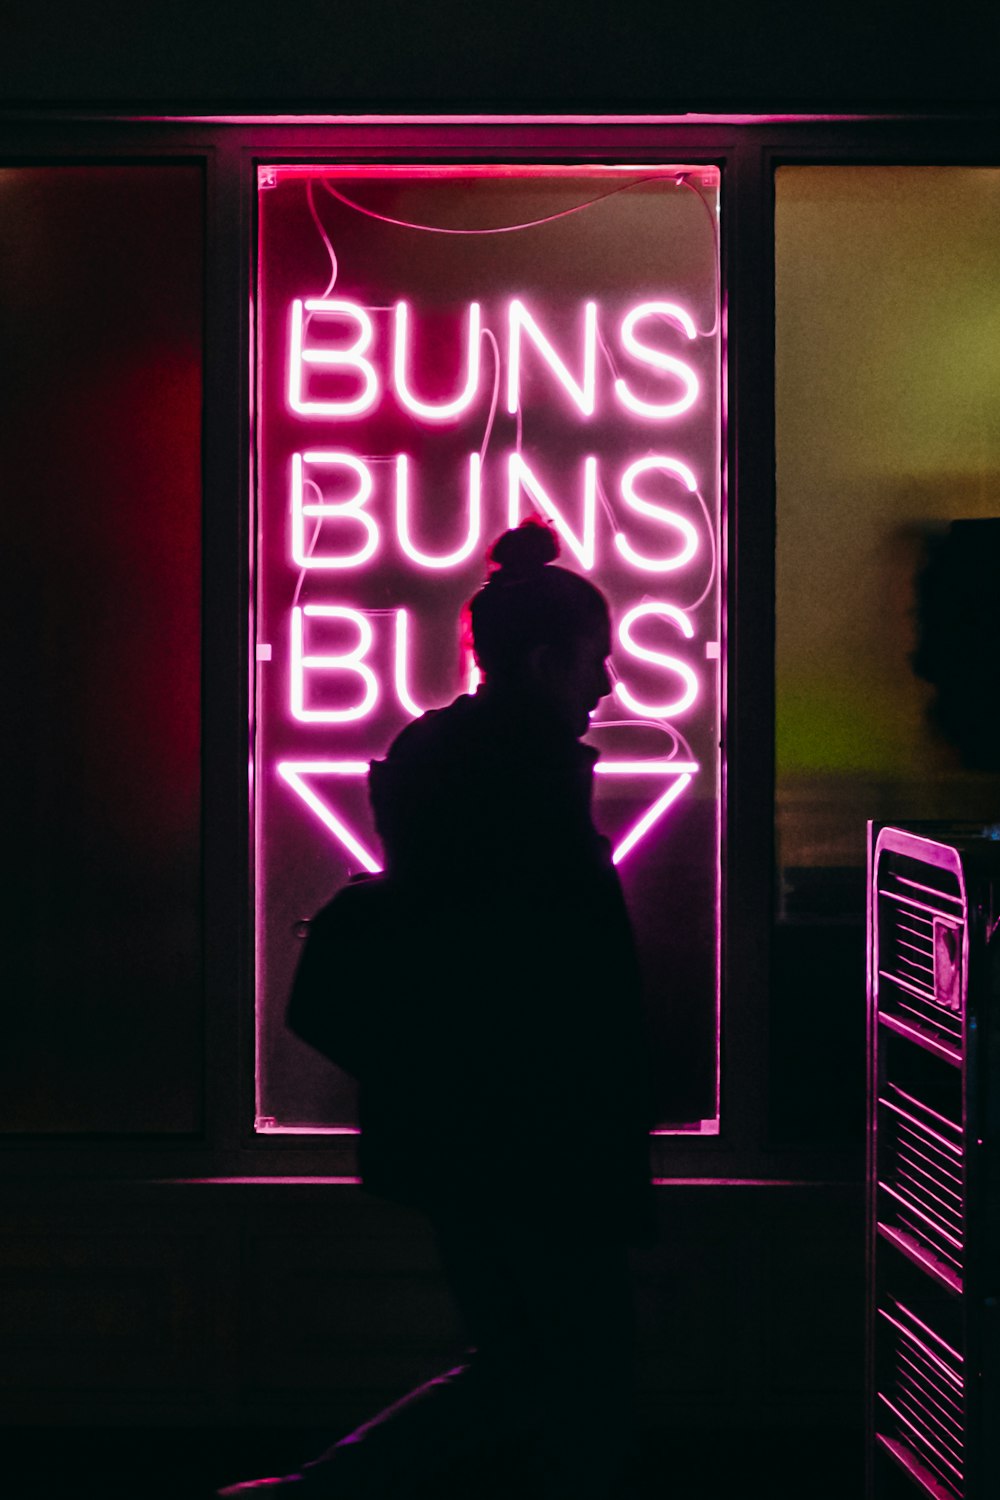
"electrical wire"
306,179,339,298
320,173,684,237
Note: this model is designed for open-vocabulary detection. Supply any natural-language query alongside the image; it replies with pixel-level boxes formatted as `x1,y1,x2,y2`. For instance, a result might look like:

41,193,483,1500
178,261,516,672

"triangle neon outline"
593,762,696,864
277,761,382,873
279,756,698,872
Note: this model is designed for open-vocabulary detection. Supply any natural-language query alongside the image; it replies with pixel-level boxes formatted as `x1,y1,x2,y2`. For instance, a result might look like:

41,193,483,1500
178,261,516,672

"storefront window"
254,164,723,1133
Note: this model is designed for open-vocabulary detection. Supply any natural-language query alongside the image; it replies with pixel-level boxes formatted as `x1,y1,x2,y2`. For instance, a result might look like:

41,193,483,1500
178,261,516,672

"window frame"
0,114,995,1187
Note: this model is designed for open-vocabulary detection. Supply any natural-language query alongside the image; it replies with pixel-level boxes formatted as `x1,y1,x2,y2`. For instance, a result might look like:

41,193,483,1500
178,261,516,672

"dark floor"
3,1425,865,1499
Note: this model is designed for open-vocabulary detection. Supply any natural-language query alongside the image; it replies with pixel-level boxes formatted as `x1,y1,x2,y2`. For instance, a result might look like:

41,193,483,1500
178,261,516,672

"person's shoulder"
382,692,478,765
369,696,482,815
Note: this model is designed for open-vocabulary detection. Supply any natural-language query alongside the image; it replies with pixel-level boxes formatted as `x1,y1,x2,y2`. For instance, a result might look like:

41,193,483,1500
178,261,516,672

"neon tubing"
614,302,699,419
595,760,699,775
507,453,597,571
277,761,382,873
290,605,379,723
394,609,426,718
395,453,482,569
288,298,379,417
614,457,700,573
393,301,482,419
280,759,370,775
506,300,596,416
291,451,379,569
614,602,699,718
612,773,693,865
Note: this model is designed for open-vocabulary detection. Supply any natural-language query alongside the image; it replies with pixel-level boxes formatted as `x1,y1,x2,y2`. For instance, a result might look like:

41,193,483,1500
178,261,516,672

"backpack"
285,873,397,1082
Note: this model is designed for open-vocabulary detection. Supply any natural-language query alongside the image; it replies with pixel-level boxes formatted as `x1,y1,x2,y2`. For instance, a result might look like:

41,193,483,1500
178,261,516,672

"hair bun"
487,517,560,581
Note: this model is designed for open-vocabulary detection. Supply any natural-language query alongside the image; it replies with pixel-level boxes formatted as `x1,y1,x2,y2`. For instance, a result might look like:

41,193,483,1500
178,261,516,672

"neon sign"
256,165,722,1132
280,295,716,852
289,296,698,424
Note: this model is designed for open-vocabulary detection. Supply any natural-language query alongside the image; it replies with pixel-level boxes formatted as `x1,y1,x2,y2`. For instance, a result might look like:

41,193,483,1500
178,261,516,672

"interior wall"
775,167,1000,875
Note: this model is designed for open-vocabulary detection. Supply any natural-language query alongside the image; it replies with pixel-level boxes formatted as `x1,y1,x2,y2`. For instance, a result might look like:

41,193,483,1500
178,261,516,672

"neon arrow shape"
277,761,382,873
594,760,697,865
280,756,697,873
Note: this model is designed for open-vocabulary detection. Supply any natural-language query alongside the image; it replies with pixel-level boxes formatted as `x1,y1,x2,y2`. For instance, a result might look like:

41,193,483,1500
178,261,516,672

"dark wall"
2,0,998,112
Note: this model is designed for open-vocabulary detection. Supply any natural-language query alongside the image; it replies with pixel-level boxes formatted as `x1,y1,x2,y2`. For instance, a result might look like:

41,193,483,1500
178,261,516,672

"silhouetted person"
220,519,655,1500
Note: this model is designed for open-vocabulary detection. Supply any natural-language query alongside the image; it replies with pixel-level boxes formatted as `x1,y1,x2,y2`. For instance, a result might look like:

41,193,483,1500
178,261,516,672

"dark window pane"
0,165,203,1133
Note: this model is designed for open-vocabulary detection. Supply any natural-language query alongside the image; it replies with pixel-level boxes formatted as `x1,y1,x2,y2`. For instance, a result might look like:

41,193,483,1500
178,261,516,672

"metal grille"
877,1298,965,1499
877,1082,964,1292
870,825,1000,1500
875,853,965,1061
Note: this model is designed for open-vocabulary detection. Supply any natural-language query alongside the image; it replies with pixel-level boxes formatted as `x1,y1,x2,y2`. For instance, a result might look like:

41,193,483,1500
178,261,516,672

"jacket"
359,686,657,1246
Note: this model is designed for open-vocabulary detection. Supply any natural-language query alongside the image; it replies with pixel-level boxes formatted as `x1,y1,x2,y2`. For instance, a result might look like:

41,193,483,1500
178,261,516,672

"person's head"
466,517,613,737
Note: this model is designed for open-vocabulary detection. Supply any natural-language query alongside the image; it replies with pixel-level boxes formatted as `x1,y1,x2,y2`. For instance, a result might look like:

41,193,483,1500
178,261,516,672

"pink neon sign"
256,165,722,1134
288,295,701,423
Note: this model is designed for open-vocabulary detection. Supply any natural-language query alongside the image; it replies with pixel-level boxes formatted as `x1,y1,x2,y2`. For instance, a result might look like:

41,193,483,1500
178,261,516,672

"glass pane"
0,165,203,1133
255,165,723,1134
777,167,1000,907
773,167,1000,1143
